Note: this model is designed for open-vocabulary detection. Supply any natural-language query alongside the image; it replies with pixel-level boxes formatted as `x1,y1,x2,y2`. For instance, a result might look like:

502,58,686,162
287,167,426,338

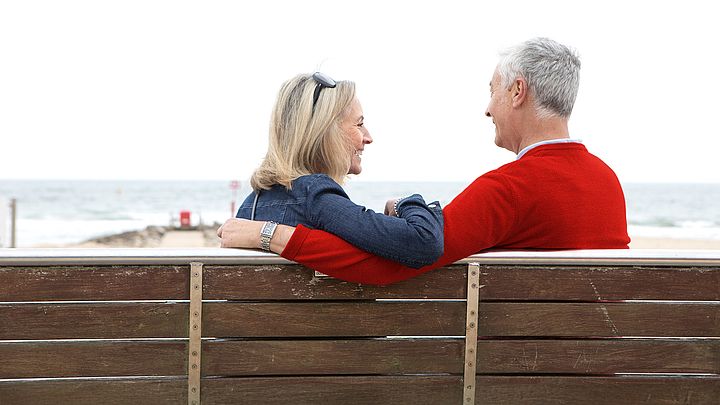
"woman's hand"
384,198,399,216
217,218,263,248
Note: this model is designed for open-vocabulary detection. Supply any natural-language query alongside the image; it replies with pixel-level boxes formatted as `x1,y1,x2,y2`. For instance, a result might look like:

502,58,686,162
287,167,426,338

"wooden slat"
0,379,186,405
203,264,466,300
201,376,463,405
478,265,720,301
3,376,718,405
202,338,464,376
203,301,466,337
479,302,720,337
0,341,187,378
0,266,188,301
475,376,720,405
476,339,720,374
0,303,188,339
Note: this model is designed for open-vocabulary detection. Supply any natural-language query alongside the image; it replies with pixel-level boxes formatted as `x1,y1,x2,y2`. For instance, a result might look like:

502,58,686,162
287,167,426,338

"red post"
179,210,191,229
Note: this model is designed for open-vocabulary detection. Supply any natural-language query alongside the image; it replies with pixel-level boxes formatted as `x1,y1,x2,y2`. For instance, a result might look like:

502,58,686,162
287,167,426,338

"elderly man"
218,37,630,285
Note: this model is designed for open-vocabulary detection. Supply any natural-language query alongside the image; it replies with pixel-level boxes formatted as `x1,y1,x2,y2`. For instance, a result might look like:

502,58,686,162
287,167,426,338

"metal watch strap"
260,221,278,251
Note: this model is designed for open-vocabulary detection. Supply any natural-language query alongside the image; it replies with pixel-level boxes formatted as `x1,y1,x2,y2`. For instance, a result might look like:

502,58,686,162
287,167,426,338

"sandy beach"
41,226,720,250
34,224,222,249
629,237,720,250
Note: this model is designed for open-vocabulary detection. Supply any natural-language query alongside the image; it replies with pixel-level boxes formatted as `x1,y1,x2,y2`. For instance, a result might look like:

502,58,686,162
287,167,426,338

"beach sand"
629,237,720,250
37,224,222,248
46,226,720,250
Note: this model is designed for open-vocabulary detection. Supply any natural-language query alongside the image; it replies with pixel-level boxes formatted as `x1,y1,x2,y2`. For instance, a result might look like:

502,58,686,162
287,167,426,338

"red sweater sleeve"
281,172,516,285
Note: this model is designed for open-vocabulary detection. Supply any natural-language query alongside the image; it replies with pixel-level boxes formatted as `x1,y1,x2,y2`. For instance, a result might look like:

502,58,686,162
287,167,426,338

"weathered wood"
203,301,467,337
200,376,464,405
203,264,466,300
477,265,720,301
479,302,720,337
2,375,718,405
0,303,188,339
202,338,465,376
476,339,720,374
0,266,188,301
0,341,187,379
201,338,720,376
475,376,720,405
0,379,186,405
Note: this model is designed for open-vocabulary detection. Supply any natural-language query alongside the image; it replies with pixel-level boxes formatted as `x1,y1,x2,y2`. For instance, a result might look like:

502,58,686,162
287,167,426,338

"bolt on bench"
0,248,719,404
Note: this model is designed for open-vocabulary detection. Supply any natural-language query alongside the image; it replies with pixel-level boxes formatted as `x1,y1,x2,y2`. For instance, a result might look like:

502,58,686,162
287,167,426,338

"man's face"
485,69,513,151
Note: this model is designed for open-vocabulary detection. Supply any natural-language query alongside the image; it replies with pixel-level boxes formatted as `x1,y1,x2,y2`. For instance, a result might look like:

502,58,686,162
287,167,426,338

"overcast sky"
2,0,718,184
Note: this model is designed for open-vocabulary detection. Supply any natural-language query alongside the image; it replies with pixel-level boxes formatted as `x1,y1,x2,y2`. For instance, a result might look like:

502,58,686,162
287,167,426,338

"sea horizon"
1,180,719,247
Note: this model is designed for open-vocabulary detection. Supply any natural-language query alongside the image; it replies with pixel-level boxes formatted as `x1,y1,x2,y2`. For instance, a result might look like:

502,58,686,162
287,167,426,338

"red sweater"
282,143,630,285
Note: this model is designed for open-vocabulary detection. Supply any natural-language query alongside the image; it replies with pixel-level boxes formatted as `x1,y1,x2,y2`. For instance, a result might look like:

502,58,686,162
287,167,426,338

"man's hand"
217,218,263,248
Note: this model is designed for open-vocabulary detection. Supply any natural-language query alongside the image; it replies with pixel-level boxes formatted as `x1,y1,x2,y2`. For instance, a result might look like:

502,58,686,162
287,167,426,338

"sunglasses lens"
312,72,336,88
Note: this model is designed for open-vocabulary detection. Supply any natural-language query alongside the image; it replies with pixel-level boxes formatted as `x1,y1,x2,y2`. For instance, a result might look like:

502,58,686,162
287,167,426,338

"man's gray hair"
497,37,581,119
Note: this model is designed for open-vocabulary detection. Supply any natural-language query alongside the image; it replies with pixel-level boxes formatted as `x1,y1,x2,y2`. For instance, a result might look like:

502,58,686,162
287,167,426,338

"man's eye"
357,122,364,127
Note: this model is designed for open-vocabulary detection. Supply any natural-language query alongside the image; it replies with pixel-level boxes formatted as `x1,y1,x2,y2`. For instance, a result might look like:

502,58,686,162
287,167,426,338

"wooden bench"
1,248,719,404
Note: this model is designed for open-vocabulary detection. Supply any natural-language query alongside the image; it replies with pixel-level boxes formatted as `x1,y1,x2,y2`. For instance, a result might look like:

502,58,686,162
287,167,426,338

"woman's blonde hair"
250,74,356,191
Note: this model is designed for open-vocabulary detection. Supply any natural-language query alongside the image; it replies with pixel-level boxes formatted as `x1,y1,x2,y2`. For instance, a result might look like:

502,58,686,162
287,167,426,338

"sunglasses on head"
311,72,337,110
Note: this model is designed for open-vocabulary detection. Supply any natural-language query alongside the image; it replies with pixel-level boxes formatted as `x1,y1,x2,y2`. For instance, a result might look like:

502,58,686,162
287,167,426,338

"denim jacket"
236,174,444,268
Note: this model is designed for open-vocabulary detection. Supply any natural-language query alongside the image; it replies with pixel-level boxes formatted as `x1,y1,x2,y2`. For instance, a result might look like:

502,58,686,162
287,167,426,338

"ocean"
0,180,719,247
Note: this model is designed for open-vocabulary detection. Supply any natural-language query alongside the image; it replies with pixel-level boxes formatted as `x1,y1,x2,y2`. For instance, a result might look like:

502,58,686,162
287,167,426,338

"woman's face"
341,98,372,175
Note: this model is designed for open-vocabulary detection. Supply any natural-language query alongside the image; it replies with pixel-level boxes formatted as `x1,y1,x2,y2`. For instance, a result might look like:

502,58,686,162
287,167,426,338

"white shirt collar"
516,138,583,160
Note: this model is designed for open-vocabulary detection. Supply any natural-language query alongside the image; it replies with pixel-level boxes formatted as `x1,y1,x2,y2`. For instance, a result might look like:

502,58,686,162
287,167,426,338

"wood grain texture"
0,379,186,405
203,301,467,337
478,302,720,337
0,303,188,339
475,339,720,374
475,376,720,405
0,341,187,378
200,376,464,405
202,264,466,300
202,338,465,376
0,266,188,301
477,265,720,301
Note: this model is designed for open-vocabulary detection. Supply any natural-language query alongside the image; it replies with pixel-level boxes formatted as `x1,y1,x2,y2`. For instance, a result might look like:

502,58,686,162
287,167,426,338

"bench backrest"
1,249,718,404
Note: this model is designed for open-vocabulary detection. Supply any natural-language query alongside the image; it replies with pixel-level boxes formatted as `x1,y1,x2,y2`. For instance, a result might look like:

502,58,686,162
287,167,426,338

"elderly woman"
224,72,443,268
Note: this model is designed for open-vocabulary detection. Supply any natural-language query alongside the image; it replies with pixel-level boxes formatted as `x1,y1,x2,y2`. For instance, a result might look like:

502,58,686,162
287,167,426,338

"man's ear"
511,78,528,108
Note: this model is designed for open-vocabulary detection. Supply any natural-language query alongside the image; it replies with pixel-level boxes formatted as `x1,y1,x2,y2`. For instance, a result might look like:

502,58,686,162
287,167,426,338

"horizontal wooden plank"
0,303,188,339
0,341,187,378
478,265,720,301
203,301,467,337
476,376,720,405
0,266,188,301
479,302,720,337
202,338,464,376
201,376,463,405
2,375,718,405
476,339,720,374
204,264,467,300
0,379,186,405
4,302,717,340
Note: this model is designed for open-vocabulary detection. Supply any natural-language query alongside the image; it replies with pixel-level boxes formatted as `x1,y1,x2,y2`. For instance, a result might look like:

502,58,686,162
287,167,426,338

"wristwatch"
260,221,278,251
